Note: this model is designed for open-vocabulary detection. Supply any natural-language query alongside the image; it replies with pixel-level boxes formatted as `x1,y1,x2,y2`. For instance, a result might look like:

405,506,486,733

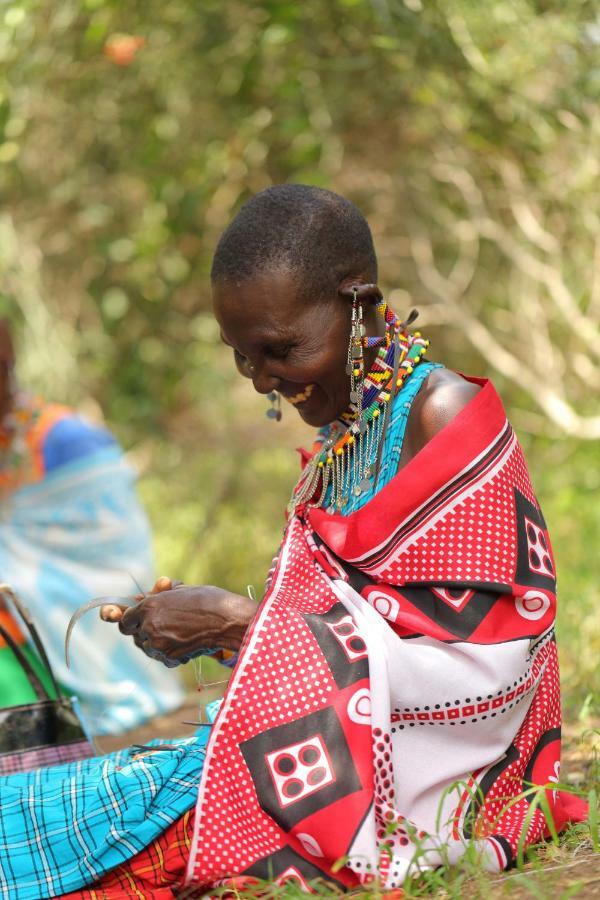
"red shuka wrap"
65,379,585,899
183,377,585,891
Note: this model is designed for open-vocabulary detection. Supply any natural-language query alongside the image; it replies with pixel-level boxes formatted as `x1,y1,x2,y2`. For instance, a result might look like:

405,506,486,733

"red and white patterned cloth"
185,376,586,892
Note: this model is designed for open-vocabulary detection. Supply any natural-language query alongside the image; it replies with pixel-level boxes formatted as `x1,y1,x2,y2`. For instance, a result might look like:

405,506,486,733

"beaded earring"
287,294,430,518
266,391,282,421
346,288,366,432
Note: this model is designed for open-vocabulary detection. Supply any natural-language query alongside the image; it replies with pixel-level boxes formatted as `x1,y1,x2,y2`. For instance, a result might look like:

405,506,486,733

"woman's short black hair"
211,184,377,302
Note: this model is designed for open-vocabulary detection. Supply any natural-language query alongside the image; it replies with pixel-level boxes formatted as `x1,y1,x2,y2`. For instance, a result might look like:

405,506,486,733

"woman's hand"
100,577,256,666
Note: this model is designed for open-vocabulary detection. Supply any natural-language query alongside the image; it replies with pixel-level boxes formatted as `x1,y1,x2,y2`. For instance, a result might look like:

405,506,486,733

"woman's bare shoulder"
401,367,481,464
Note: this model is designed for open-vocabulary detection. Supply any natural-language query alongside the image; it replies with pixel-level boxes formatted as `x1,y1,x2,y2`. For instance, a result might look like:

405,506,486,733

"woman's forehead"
212,269,305,336
213,267,298,304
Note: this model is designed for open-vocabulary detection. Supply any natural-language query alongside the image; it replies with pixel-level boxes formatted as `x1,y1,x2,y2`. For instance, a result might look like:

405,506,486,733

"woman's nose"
251,362,280,395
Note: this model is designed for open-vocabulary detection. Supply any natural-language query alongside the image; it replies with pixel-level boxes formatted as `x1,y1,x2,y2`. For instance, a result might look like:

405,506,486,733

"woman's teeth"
285,384,315,406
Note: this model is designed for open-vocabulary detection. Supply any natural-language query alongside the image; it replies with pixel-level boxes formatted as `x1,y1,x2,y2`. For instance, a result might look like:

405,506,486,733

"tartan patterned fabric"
0,733,208,900
0,739,94,776
58,811,199,899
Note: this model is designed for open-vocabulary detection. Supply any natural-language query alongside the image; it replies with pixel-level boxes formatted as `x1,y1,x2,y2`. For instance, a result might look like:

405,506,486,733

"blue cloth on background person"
0,730,209,900
0,411,183,734
41,416,117,473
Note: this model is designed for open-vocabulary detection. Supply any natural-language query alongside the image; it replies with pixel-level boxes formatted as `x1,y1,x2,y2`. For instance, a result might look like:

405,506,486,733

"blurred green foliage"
530,440,600,714
0,1,598,705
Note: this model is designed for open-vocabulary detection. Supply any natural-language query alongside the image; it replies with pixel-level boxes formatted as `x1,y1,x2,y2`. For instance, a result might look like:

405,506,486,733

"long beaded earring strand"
346,288,366,432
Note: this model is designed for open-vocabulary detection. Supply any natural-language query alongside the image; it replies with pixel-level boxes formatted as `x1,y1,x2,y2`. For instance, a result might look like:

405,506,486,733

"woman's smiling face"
213,268,359,428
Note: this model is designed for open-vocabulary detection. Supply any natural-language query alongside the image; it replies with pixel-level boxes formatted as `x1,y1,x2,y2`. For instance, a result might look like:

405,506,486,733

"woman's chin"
295,402,343,429
296,408,327,428
284,386,347,428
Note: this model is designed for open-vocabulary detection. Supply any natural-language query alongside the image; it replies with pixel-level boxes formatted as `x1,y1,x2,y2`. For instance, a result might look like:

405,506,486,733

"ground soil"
96,688,218,755
480,852,600,897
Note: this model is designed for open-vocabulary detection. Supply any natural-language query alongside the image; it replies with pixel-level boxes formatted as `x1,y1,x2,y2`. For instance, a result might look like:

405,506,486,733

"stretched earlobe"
339,282,383,304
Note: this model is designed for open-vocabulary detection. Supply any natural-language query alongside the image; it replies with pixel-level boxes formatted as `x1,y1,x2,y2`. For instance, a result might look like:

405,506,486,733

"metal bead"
266,408,279,419
359,477,372,493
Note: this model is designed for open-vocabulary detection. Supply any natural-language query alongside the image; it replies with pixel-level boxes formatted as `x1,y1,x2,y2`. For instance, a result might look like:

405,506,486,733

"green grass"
201,772,599,898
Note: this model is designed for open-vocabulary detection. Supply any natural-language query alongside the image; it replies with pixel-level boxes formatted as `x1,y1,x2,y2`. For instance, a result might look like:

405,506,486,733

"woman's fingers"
100,588,146,622
99,578,182,622
118,580,177,636
100,604,127,622
150,576,183,594
119,602,143,635
152,575,173,593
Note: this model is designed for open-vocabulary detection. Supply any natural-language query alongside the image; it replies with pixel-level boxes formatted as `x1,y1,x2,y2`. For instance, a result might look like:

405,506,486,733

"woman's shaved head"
211,184,377,303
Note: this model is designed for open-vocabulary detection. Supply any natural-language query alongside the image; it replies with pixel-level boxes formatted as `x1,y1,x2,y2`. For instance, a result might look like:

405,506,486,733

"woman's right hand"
100,577,256,666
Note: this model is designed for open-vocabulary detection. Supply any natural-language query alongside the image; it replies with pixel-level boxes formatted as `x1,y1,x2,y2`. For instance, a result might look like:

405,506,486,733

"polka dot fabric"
467,639,563,858
370,434,531,586
185,385,584,893
187,519,344,885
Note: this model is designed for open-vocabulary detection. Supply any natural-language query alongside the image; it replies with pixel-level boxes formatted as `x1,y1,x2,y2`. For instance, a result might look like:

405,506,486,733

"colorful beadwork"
288,303,429,516
0,393,42,496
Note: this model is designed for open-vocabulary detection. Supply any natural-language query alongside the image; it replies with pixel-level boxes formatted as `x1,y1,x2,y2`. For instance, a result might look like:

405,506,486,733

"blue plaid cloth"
0,730,209,899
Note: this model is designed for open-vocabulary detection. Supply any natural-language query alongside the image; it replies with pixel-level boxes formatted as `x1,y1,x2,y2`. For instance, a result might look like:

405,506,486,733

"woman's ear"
338,281,383,305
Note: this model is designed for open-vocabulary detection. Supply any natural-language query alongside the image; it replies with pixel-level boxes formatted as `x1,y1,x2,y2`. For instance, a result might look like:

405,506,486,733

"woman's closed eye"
231,343,294,374
232,349,254,377
264,344,293,361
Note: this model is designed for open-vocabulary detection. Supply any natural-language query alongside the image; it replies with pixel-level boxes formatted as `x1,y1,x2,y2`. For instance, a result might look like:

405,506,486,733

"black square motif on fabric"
243,845,345,889
304,602,369,688
240,705,361,830
397,586,501,640
514,489,555,591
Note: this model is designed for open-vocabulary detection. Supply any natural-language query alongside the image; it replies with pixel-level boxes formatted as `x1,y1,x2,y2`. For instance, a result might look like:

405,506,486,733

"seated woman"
0,319,183,734
0,186,584,899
